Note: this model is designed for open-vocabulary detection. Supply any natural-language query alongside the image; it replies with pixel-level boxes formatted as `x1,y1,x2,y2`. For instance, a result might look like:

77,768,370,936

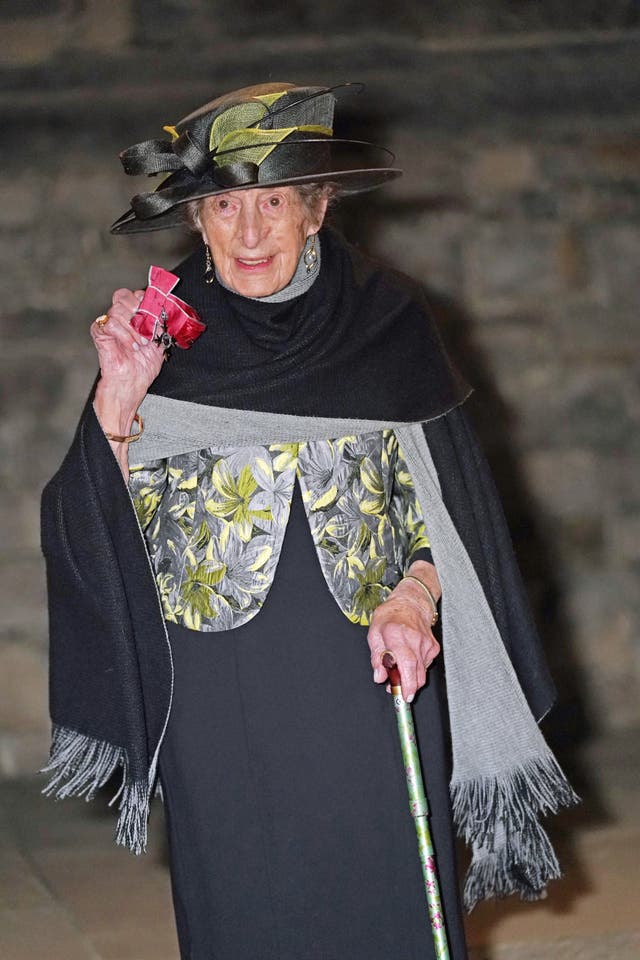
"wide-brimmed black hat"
110,82,402,235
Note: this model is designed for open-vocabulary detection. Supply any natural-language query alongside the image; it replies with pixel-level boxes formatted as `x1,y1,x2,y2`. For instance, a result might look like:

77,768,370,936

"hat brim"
110,137,402,235
111,167,400,235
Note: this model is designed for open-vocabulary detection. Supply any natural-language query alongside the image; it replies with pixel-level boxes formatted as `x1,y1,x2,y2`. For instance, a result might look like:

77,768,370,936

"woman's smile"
235,255,275,271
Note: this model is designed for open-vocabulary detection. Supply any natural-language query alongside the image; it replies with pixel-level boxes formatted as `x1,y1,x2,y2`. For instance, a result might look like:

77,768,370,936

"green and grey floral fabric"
129,429,430,631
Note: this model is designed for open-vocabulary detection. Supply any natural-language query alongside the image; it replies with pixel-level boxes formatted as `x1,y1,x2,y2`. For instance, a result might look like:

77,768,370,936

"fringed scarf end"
114,780,149,855
40,724,150,855
462,817,563,910
451,753,579,911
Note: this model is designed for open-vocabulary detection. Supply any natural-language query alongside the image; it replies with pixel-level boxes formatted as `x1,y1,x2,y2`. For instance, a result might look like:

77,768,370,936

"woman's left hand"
367,561,441,703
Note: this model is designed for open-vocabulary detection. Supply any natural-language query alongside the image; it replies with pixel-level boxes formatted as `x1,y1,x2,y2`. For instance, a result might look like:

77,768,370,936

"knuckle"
398,651,417,668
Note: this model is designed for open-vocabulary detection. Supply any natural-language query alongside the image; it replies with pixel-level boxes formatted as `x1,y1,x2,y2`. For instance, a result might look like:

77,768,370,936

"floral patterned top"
129,429,430,632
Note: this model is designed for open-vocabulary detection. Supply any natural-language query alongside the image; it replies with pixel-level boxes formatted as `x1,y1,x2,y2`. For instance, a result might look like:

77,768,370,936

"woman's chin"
222,260,293,299
234,280,280,297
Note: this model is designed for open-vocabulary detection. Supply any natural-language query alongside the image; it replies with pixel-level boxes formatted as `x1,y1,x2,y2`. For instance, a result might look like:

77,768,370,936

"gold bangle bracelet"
401,574,439,625
104,414,144,444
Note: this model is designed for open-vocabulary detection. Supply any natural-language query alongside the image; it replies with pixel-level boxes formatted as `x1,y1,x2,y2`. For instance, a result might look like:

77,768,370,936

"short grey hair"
183,181,339,233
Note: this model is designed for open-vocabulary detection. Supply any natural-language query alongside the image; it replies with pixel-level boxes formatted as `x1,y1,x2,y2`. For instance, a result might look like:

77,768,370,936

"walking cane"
382,650,450,959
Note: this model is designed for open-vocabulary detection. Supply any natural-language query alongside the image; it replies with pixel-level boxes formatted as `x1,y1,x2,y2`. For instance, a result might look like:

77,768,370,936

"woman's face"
198,186,328,298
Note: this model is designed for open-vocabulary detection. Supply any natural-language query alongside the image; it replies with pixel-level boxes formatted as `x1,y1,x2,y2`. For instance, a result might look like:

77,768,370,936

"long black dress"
159,478,468,959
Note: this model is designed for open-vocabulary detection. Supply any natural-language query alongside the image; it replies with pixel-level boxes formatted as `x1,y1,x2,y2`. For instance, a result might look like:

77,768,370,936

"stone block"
555,226,590,292
133,0,207,44
50,167,125,227
536,138,640,221
0,234,38,314
464,222,563,316
2,15,68,67
523,448,602,519
517,365,640,455
0,307,70,343
568,180,640,223
550,305,640,362
0,349,98,493
0,642,48,733
607,510,640,566
372,210,469,298
556,514,605,566
585,225,640,311
466,144,539,200
0,559,48,641
601,453,640,510
564,570,640,731
0,179,42,228
517,189,561,220
0,354,66,420
76,0,133,51
470,316,558,409
384,134,466,201
588,138,640,180
0,492,41,556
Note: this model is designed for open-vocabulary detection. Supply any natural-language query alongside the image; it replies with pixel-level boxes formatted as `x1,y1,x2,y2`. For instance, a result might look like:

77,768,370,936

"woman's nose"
238,204,266,248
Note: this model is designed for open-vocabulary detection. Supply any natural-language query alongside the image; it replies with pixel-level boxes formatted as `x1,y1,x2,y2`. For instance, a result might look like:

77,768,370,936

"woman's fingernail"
132,342,140,351
406,694,414,703
140,336,148,344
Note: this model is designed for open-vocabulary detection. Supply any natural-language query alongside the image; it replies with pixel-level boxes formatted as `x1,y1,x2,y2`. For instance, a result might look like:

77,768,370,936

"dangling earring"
303,234,318,274
204,243,215,284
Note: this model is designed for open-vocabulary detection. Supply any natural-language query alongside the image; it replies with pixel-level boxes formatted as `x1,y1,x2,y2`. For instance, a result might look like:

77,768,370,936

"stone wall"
1,2,639,774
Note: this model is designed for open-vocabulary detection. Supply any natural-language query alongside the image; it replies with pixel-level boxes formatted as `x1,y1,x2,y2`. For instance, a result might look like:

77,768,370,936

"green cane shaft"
391,687,451,960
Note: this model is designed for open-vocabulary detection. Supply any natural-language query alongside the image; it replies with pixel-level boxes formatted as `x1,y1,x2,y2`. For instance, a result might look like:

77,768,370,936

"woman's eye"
268,196,282,208
218,199,229,211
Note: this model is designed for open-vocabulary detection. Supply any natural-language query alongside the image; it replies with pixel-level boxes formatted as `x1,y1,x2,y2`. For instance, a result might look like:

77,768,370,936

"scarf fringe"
463,817,561,911
40,724,149,855
451,754,580,910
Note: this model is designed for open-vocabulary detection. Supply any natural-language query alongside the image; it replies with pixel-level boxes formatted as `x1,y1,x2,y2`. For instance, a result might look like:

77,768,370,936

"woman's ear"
308,196,329,236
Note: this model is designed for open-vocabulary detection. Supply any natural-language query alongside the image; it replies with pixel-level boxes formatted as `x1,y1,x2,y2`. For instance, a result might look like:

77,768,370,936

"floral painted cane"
382,651,450,959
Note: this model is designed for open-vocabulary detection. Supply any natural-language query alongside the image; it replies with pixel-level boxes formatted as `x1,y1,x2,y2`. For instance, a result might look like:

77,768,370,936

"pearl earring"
303,234,318,274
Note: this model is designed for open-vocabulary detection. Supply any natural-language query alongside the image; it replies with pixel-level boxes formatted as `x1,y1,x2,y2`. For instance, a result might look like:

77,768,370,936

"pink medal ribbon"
130,265,206,353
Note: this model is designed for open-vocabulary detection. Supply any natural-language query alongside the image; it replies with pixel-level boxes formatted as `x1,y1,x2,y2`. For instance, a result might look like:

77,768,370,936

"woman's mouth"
235,256,274,272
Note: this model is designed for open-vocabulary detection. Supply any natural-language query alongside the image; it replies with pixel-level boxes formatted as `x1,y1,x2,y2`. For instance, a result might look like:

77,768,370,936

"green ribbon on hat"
208,96,332,168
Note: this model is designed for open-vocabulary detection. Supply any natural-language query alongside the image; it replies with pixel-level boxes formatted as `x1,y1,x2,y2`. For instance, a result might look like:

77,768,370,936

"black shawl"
40,227,556,871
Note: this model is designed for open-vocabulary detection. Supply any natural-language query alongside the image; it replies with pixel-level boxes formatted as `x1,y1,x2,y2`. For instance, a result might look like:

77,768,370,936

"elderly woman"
41,83,576,960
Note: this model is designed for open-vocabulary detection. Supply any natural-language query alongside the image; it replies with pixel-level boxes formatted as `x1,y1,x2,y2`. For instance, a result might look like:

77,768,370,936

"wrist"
93,382,141,436
405,559,441,603
395,562,441,626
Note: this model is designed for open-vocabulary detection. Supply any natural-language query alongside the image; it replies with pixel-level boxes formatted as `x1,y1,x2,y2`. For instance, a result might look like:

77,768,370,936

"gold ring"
95,314,109,328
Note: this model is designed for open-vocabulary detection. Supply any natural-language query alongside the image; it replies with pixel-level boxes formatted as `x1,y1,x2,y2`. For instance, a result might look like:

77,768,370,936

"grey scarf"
133,395,579,909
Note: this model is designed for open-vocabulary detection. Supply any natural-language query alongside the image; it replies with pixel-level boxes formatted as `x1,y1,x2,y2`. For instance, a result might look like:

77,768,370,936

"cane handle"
382,650,402,687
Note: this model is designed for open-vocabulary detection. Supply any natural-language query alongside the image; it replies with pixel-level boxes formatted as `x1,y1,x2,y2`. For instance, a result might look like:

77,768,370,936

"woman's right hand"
91,287,165,476
92,288,165,409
